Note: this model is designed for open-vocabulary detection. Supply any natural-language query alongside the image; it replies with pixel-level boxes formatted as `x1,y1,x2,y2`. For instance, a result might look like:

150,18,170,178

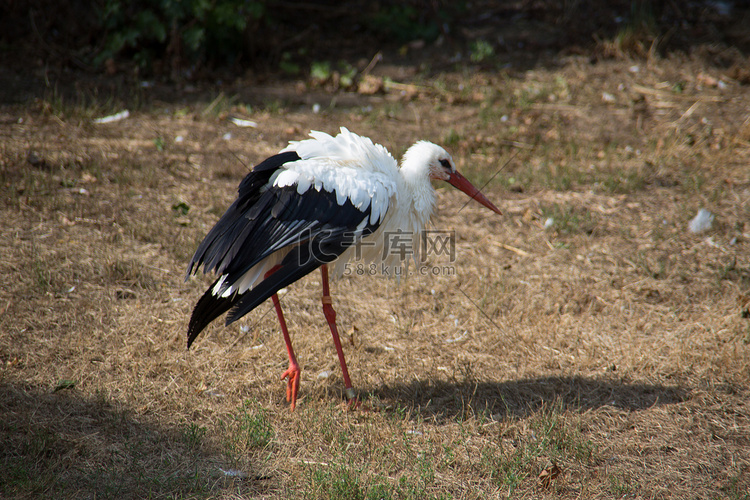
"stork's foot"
280,362,301,410
342,387,369,411
343,397,362,411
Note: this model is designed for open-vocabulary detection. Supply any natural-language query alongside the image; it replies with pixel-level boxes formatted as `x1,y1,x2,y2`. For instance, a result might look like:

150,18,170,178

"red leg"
320,265,357,404
266,266,300,410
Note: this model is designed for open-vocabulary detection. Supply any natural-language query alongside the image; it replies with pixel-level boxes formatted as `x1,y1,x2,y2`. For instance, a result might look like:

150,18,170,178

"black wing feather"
218,186,342,281
186,151,300,277
225,227,356,325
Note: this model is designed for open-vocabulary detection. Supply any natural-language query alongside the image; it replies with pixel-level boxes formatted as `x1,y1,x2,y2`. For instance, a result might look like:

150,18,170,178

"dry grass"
2,50,750,499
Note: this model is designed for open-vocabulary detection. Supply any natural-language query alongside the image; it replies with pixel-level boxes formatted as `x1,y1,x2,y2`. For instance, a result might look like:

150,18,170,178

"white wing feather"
273,128,399,224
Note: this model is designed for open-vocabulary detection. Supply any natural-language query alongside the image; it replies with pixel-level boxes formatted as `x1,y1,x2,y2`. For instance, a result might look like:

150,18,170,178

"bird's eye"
439,159,452,170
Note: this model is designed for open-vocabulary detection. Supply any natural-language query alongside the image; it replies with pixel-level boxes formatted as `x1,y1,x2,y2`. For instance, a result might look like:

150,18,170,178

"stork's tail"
187,281,236,348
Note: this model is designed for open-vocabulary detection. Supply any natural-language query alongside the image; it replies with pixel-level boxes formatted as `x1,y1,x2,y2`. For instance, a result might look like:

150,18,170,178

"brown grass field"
2,27,750,499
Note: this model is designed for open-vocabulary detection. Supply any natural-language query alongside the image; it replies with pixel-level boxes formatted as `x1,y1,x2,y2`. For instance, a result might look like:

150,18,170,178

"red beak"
446,171,502,215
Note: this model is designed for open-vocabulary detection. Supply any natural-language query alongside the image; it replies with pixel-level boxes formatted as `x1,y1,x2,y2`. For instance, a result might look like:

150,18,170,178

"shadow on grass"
367,375,688,422
0,383,271,499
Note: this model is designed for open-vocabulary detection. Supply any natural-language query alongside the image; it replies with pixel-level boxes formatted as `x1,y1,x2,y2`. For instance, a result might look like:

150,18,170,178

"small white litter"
317,370,331,379
222,132,232,141
689,209,714,233
93,110,130,124
544,217,554,229
445,331,468,343
219,468,249,479
69,187,90,196
229,117,258,128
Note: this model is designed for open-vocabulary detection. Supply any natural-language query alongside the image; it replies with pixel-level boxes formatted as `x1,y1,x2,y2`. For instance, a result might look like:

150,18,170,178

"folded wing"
186,151,391,347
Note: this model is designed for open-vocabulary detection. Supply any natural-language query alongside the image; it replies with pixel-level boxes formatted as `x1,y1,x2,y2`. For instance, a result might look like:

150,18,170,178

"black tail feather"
187,227,355,348
187,280,237,348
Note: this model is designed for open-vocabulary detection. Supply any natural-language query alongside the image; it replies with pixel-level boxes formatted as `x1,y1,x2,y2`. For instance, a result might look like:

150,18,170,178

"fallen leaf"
539,462,562,489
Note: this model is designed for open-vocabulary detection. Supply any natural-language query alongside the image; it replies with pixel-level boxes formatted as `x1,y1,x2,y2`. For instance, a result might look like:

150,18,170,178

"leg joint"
322,305,336,322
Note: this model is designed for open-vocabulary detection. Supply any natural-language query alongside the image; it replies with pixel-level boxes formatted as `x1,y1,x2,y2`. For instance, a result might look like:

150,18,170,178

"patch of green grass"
512,80,558,109
611,0,658,57
482,403,597,493
599,169,647,193
477,100,507,126
32,248,53,293
291,404,455,500
221,399,274,456
172,200,190,216
78,435,213,498
39,86,127,122
552,75,570,101
533,158,593,191
0,427,60,496
443,128,461,147
201,92,239,117
541,203,598,236
308,59,357,88
608,472,636,497
721,471,750,500
280,51,302,75
310,60,332,83
482,445,528,492
180,421,207,450
470,40,495,63
302,462,449,500
0,411,216,499
305,464,365,500
263,99,287,114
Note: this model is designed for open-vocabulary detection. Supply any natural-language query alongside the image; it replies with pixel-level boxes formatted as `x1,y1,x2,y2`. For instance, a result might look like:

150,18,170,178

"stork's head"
402,141,502,215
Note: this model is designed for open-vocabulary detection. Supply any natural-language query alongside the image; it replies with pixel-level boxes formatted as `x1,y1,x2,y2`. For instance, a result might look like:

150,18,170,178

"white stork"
186,127,501,409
